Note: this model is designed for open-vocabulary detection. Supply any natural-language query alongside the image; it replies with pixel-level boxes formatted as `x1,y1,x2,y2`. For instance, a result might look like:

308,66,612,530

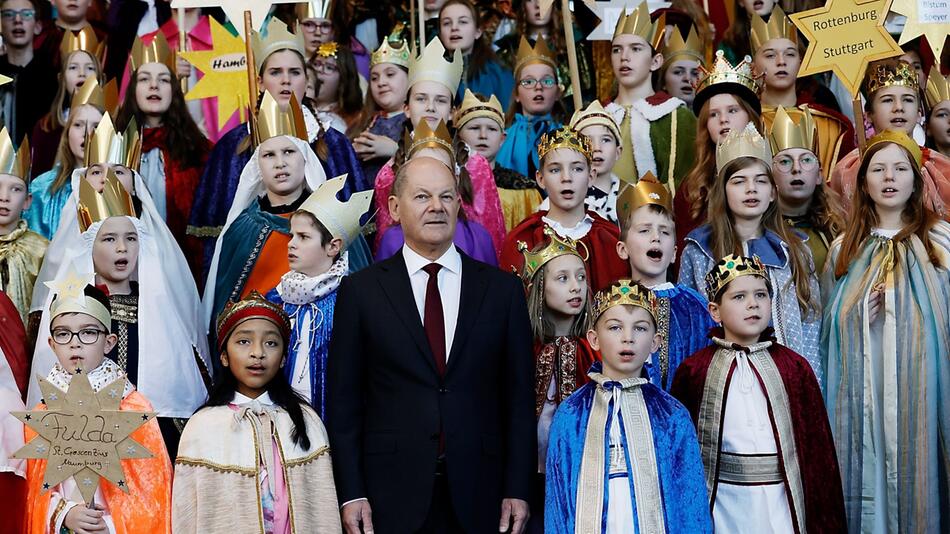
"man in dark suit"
328,156,535,533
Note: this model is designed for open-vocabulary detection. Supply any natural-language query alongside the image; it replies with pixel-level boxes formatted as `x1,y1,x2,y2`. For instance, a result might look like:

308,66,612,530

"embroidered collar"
685,225,791,268
0,219,28,242
711,335,773,354
277,252,349,305
46,359,135,398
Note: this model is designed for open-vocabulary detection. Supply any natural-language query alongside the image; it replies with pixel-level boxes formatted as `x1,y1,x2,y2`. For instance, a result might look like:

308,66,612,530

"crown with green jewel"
704,254,768,301
591,279,658,324
517,226,586,284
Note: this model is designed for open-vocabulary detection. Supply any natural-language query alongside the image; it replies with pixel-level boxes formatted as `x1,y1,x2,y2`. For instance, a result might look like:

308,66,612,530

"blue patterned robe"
23,166,71,239
644,284,717,391
458,57,514,111
495,114,560,178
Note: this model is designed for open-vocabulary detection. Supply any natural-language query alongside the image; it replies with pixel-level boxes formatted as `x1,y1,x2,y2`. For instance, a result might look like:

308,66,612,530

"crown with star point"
514,36,558,76
692,50,759,113
252,19,306,72
612,1,662,49
616,172,672,224
0,127,31,183
409,38,463,95
371,34,411,69
569,100,621,143
592,279,658,324
83,113,142,172
715,122,772,174
256,91,307,144
925,65,950,109
404,119,455,164
767,105,818,156
60,26,104,62
537,126,593,162
70,75,118,114
660,22,707,67
46,268,112,329
455,89,505,129
864,59,919,95
749,6,797,54
298,175,373,248
516,226,586,284
296,0,332,20
863,129,922,167
705,254,769,301
77,168,136,233
129,32,176,73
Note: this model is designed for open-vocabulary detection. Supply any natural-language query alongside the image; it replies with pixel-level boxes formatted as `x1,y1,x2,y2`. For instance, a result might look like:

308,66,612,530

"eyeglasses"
518,77,557,89
311,60,338,73
1,9,35,20
51,328,108,345
301,20,333,32
773,153,818,172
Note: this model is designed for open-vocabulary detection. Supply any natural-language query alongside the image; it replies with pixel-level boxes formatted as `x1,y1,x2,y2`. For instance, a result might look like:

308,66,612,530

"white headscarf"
0,344,25,478
201,135,328,327
28,169,210,418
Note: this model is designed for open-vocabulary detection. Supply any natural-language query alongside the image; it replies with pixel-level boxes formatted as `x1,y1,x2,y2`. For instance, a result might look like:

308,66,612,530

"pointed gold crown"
514,36,558,76
77,168,136,232
864,59,919,95
864,130,922,167
252,19,306,72
409,38,463,94
298,175,373,247
716,122,772,173
83,113,142,171
516,226,585,284
693,50,759,112
59,26,104,62
925,66,950,109
612,2,662,49
616,172,672,224
660,22,708,67
0,127,30,182
569,100,621,143
371,34,411,69
749,6,797,54
316,41,339,58
404,119,455,164
538,126,593,162
456,89,504,129
767,105,817,156
256,91,307,144
70,76,118,114
129,31,176,72
705,254,768,301
592,279,659,324
296,0,332,20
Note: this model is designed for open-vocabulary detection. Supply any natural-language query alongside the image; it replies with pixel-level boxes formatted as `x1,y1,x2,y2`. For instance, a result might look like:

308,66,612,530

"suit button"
438,387,448,394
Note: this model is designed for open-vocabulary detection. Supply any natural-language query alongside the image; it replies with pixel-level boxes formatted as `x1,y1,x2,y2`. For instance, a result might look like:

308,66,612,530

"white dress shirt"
402,244,462,360
541,213,595,241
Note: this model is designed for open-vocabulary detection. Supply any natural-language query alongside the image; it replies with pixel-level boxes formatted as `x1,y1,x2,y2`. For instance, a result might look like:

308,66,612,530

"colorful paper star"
890,0,950,60
179,17,250,126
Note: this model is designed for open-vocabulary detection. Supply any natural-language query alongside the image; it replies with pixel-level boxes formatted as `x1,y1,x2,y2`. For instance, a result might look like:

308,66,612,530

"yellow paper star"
791,0,903,96
43,268,93,300
890,0,950,60
180,17,251,127
0,74,11,86
11,372,155,504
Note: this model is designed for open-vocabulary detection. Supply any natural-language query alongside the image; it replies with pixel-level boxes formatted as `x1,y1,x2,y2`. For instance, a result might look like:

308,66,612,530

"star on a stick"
179,17,250,126
890,0,949,60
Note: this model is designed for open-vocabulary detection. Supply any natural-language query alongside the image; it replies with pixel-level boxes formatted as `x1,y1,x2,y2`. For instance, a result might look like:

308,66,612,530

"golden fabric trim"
697,348,735,501
51,498,67,533
534,338,579,417
185,224,224,238
575,380,609,534
622,385,665,533
230,225,271,302
283,445,330,468
175,456,259,476
717,452,783,484
656,297,672,386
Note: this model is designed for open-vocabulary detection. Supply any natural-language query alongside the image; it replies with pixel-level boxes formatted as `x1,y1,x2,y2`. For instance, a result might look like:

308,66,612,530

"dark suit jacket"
327,249,535,533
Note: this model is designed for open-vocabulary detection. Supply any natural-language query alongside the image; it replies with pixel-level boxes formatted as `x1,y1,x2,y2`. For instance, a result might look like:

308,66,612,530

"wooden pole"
409,0,416,53
561,0,582,111
244,10,258,144
177,7,188,93
852,96,866,155
418,0,426,49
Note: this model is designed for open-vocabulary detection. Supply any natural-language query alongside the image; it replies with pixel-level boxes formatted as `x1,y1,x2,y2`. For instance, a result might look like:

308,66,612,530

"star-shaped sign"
791,0,902,96
11,372,155,504
170,0,300,37
179,17,249,126
43,268,93,301
890,0,949,60
583,0,671,41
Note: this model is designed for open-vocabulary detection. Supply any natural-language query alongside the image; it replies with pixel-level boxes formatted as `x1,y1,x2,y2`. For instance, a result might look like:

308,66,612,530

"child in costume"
0,127,47,323
605,1,696,190
173,292,341,533
924,66,950,158
545,279,711,533
0,291,27,534
615,174,715,391
671,254,845,533
656,22,707,110
678,123,822,379
768,106,845,273
265,176,372,419
456,89,540,231
821,131,950,532
569,101,623,224
311,41,363,134
500,125,628,293
25,274,172,534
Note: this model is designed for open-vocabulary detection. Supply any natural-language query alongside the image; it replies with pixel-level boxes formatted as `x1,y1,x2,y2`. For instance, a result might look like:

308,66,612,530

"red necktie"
422,263,446,377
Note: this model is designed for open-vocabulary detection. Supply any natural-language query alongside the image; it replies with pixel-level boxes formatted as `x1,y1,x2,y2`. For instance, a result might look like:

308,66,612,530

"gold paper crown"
660,23,707,66
83,113,142,172
409,38,463,95
0,127,30,182
404,119,455,163
616,172,672,224
514,36,558,76
252,19,306,72
371,36,411,69
864,60,919,95
316,41,339,58
715,122,772,173
70,76,119,114
298,175,373,247
296,0,332,20
925,66,950,109
455,89,505,129
60,26,104,62
46,269,111,329
516,226,584,283
767,105,817,156
704,254,768,301
129,32,176,72
256,91,307,144
569,100,621,143
537,126,593,162
864,129,922,167
77,169,136,233
749,6,797,53
693,50,758,106
612,1,662,49
592,279,659,323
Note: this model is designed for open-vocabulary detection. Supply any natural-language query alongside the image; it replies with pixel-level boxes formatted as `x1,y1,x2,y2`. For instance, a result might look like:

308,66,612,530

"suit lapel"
446,254,489,374
377,251,439,375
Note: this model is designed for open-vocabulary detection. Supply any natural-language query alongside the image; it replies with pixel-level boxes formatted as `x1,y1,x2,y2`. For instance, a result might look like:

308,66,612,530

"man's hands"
342,499,375,534
499,498,530,533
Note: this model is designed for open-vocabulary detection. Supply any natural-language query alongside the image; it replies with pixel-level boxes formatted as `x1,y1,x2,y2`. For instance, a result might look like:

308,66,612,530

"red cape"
671,339,846,534
0,291,27,399
500,211,630,293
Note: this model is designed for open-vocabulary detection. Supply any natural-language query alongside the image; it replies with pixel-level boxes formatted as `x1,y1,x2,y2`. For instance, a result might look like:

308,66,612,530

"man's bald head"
392,156,457,198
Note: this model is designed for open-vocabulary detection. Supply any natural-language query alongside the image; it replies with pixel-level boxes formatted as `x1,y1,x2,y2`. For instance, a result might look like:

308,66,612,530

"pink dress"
373,151,506,256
